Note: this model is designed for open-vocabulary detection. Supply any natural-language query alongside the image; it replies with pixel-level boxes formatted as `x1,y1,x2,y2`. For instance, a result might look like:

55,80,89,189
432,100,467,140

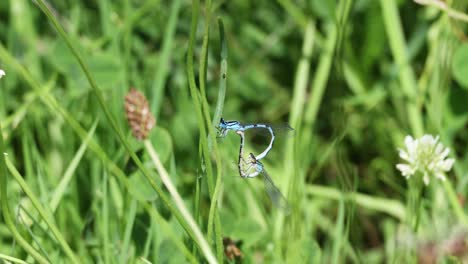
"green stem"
0,43,196,262
307,184,406,221
102,171,111,264
211,18,227,127
49,121,97,212
380,0,424,137
0,253,29,264
5,156,79,263
288,21,315,128
281,20,315,261
277,0,309,28
207,25,228,251
331,200,345,264
142,203,199,264
303,24,337,126
276,19,337,261
199,0,212,104
186,0,223,261
207,175,223,244
192,172,202,258
206,17,227,263
442,180,468,225
151,0,182,116
32,0,201,255
415,0,468,22
0,139,49,264
144,140,217,264
186,0,214,196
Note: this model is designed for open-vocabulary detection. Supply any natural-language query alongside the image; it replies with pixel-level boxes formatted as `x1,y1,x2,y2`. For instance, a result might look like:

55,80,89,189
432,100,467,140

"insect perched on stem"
218,117,294,161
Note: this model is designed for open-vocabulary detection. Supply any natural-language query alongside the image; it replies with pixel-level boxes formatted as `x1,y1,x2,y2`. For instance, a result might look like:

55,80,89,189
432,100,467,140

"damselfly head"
217,118,243,138
220,118,241,129
219,118,227,128
216,118,227,138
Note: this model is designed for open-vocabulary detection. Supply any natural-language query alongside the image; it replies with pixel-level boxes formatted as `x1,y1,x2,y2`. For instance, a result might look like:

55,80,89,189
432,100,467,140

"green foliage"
0,0,467,263
452,43,468,89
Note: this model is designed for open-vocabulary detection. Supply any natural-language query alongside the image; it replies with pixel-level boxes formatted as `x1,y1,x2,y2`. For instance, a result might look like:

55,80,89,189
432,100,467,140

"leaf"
221,214,264,248
128,171,159,202
311,0,337,19
452,43,468,89
46,40,123,96
449,85,468,115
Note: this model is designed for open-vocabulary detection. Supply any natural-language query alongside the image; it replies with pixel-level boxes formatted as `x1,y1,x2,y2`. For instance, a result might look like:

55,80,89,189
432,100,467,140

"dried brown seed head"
223,237,243,261
124,88,155,140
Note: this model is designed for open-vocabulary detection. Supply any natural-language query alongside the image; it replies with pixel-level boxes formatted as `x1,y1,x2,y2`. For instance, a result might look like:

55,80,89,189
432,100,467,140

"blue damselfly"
218,118,294,160
236,131,291,214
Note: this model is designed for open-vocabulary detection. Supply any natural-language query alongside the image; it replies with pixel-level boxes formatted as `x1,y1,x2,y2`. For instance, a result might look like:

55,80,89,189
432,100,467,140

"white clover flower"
0,69,5,79
396,135,455,185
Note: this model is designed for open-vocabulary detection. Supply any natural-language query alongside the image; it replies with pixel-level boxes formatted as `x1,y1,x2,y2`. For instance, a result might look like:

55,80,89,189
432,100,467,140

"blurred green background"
0,0,468,263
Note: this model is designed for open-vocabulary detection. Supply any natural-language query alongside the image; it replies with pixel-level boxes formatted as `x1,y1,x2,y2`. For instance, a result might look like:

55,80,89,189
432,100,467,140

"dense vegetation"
0,0,467,263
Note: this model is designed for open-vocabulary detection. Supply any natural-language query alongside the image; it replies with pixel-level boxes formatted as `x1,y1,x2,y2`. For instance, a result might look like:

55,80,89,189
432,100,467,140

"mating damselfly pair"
217,118,294,214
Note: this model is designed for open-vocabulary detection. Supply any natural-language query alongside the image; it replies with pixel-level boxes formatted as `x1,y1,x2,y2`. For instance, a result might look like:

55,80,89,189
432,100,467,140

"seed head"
223,237,243,261
124,88,155,140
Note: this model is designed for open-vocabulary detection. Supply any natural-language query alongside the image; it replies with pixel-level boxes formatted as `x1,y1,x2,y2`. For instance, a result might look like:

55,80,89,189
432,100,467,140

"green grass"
1,0,468,263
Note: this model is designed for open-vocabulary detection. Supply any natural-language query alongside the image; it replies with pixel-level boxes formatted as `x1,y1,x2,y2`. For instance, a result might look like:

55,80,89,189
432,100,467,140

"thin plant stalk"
144,140,217,264
379,0,424,137
150,0,183,116
303,24,338,127
186,0,224,260
414,0,468,22
205,18,227,263
49,120,97,212
380,0,426,232
31,1,210,259
102,171,111,264
0,44,198,262
282,20,315,261
442,179,468,225
0,137,49,264
0,253,29,264
186,0,215,195
307,184,406,221
211,18,227,129
198,0,212,104
4,157,80,264
142,202,198,264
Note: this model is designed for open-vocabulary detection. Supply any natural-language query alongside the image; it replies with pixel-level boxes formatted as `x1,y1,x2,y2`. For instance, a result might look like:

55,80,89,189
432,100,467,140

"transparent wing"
224,160,242,179
261,169,291,214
